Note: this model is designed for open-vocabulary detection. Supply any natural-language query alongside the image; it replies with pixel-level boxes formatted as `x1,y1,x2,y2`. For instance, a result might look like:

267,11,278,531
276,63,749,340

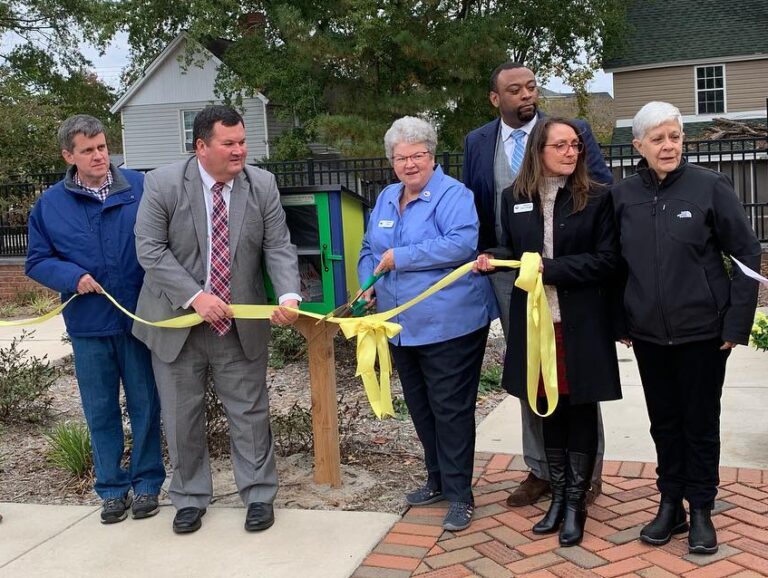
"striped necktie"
209,181,232,336
509,129,527,177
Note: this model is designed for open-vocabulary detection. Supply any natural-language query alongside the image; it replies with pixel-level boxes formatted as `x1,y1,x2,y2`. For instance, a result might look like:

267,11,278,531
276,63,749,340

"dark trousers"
633,338,731,508
542,397,598,454
391,325,490,503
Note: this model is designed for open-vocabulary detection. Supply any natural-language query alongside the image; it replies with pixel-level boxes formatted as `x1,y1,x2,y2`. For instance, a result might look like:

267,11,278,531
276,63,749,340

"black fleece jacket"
611,158,761,346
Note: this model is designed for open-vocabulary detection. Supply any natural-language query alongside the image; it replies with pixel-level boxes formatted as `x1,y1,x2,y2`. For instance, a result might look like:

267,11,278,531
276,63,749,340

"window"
181,110,201,152
695,65,725,114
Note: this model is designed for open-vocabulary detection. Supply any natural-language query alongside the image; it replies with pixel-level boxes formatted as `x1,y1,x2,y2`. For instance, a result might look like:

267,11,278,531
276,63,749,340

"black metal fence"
1,138,766,256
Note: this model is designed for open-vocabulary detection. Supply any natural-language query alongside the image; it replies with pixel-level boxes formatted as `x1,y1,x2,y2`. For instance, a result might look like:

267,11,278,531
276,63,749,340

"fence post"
307,158,315,186
442,151,451,176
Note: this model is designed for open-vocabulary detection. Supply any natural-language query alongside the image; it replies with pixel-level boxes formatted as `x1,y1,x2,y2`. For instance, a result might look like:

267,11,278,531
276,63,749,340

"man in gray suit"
134,105,300,534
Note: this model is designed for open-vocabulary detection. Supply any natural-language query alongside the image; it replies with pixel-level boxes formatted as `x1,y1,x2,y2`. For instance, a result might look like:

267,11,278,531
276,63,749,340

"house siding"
724,59,768,112
122,100,267,169
614,66,696,119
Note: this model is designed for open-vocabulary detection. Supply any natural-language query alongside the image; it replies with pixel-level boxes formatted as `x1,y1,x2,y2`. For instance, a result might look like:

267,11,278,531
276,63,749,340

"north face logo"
677,211,692,219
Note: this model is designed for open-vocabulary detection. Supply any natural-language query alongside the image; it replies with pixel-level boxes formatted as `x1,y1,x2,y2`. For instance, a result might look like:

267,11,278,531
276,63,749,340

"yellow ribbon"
1,252,558,419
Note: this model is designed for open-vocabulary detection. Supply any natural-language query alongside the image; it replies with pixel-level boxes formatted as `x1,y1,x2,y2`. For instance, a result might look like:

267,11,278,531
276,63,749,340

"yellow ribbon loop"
2,252,558,419
339,317,401,418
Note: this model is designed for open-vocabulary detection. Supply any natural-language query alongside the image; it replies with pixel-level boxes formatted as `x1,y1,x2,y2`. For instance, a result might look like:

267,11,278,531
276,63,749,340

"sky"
81,34,615,96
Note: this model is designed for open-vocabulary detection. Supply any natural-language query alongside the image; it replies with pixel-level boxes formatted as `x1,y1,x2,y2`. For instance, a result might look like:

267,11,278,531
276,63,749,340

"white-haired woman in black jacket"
612,101,761,555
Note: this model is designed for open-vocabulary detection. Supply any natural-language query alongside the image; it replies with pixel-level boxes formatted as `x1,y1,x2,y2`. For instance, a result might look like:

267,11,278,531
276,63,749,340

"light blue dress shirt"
358,166,499,346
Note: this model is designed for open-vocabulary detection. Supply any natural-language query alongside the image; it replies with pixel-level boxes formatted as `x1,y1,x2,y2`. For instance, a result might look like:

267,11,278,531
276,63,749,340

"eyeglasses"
392,151,432,165
544,141,584,154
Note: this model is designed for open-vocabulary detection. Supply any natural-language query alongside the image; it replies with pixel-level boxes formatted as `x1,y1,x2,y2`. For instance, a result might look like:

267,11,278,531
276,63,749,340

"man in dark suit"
463,62,613,507
134,105,301,534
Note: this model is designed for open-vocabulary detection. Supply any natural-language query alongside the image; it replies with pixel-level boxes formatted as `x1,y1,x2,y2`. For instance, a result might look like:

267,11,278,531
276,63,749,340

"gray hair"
383,116,438,162
632,101,683,141
58,115,106,152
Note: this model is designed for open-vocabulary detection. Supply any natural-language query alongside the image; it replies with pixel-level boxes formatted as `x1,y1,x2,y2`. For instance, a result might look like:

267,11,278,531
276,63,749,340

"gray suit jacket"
133,157,300,363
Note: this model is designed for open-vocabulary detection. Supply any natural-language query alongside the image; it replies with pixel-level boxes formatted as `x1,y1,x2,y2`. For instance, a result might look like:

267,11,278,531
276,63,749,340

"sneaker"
101,495,132,524
132,494,160,519
443,501,474,532
405,486,444,506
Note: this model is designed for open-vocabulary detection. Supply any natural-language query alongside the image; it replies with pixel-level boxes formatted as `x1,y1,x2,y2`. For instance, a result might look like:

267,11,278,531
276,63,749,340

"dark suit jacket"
462,113,613,251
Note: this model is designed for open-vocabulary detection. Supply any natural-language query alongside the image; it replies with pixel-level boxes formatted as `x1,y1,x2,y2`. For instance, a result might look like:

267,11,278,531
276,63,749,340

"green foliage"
114,0,627,154
45,421,93,478
269,128,313,161
478,364,503,396
391,396,410,421
751,312,768,352
0,330,59,423
268,325,307,368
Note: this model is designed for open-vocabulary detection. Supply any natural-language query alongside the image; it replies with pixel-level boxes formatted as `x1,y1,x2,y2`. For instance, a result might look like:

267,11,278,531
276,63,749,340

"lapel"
479,118,500,196
228,170,248,262
183,158,208,261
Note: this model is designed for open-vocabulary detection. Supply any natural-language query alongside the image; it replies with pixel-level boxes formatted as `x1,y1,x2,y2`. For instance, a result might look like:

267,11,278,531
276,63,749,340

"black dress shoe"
173,507,206,534
245,502,275,532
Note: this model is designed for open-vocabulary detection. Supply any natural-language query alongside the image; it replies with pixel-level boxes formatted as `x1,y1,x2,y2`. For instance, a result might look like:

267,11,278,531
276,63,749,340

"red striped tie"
209,181,231,336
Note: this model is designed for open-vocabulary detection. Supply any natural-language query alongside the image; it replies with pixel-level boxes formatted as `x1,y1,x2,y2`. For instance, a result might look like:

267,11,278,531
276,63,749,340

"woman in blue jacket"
358,116,498,532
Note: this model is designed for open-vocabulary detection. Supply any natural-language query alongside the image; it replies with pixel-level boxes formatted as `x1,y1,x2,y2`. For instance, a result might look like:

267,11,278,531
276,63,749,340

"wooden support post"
295,317,342,487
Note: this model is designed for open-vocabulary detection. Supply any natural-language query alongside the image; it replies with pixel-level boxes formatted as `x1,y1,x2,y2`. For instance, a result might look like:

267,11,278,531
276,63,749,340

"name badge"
514,203,534,213
378,220,395,228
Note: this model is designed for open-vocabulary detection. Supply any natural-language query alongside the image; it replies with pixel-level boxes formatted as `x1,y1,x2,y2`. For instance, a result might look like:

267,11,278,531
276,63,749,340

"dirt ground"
0,327,508,515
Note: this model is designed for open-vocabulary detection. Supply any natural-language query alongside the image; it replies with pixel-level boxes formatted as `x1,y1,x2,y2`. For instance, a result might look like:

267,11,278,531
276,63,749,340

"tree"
116,0,626,156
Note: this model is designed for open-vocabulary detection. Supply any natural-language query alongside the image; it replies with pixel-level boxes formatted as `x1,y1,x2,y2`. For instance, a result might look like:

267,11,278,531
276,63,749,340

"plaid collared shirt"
74,170,112,202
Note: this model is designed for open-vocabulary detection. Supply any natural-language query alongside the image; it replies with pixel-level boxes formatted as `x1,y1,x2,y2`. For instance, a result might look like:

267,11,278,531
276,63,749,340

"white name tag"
514,203,534,213
378,220,395,228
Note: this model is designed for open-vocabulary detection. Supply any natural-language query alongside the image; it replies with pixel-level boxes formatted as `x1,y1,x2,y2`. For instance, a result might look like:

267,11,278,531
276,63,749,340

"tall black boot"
688,508,718,554
559,451,594,547
532,448,567,534
640,498,688,545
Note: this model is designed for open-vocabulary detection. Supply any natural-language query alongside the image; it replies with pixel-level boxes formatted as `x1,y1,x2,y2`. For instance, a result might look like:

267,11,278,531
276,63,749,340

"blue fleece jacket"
25,165,146,337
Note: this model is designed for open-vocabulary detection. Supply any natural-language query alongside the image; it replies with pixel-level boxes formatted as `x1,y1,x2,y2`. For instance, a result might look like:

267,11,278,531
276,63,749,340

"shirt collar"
500,115,538,141
197,160,234,193
74,168,112,192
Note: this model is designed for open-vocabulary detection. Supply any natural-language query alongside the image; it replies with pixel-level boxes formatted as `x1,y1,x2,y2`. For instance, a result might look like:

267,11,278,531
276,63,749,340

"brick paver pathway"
353,452,768,578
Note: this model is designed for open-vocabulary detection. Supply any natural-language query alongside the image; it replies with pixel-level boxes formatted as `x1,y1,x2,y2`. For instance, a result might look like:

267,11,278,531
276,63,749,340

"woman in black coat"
477,117,622,547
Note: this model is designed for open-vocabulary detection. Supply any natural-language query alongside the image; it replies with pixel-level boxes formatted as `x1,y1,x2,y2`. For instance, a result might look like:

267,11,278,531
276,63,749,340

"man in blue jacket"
463,63,613,508
26,115,165,524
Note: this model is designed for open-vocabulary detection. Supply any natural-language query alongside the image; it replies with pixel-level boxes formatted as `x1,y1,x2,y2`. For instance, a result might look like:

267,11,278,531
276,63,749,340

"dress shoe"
245,502,275,532
640,498,688,545
688,508,718,554
506,472,549,507
173,507,206,534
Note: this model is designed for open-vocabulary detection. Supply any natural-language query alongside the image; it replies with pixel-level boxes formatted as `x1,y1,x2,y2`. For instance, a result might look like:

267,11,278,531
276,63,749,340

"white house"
110,32,293,169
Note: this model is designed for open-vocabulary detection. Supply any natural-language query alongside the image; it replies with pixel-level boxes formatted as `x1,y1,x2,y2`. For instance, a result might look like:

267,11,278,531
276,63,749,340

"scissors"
315,271,386,324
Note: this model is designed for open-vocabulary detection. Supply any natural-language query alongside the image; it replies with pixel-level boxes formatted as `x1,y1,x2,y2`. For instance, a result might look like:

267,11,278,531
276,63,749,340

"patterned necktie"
209,181,231,336
510,129,527,177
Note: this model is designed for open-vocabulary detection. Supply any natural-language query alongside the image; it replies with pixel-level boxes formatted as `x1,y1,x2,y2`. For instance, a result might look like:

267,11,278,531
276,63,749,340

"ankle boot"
559,451,594,547
640,498,688,545
532,448,567,534
688,508,718,554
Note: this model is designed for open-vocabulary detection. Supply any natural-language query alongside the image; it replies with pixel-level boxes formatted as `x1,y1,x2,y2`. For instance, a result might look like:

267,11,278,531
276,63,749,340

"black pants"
633,338,731,508
542,396,598,454
391,324,490,503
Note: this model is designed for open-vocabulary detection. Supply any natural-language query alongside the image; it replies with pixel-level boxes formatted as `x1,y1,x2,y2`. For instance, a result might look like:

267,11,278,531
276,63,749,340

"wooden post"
294,317,342,487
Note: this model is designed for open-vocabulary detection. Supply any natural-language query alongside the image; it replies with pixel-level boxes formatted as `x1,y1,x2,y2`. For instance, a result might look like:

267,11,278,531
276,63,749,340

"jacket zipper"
651,186,673,344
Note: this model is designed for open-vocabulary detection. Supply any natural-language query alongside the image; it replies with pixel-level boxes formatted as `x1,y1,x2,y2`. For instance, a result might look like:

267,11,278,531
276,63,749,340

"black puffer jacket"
611,158,761,346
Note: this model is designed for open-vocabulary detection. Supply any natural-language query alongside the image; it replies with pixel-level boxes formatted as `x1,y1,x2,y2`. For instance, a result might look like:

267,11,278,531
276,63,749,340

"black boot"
688,508,718,554
640,498,688,545
559,451,594,547
532,448,567,534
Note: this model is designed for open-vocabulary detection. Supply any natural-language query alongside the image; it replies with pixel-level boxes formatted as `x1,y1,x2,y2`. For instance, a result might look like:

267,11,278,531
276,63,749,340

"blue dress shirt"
358,165,499,346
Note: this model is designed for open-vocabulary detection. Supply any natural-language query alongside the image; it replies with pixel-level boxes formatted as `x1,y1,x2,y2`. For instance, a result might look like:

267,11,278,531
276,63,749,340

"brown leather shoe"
506,472,550,507
585,478,603,505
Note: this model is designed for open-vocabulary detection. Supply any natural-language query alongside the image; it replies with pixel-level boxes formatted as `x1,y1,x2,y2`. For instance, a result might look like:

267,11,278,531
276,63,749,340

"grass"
478,364,503,396
45,421,93,478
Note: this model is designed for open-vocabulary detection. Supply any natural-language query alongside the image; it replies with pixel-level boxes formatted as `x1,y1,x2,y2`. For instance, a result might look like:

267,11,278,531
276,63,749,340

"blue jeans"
71,333,165,499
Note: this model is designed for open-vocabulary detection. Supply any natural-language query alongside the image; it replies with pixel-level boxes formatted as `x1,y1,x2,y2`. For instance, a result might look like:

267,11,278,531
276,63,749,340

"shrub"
478,364,503,396
45,421,92,478
751,311,768,352
268,325,306,368
0,330,59,422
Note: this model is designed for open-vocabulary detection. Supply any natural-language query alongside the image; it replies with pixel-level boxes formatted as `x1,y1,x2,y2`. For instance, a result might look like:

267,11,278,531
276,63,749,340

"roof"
603,0,768,71
611,118,768,145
